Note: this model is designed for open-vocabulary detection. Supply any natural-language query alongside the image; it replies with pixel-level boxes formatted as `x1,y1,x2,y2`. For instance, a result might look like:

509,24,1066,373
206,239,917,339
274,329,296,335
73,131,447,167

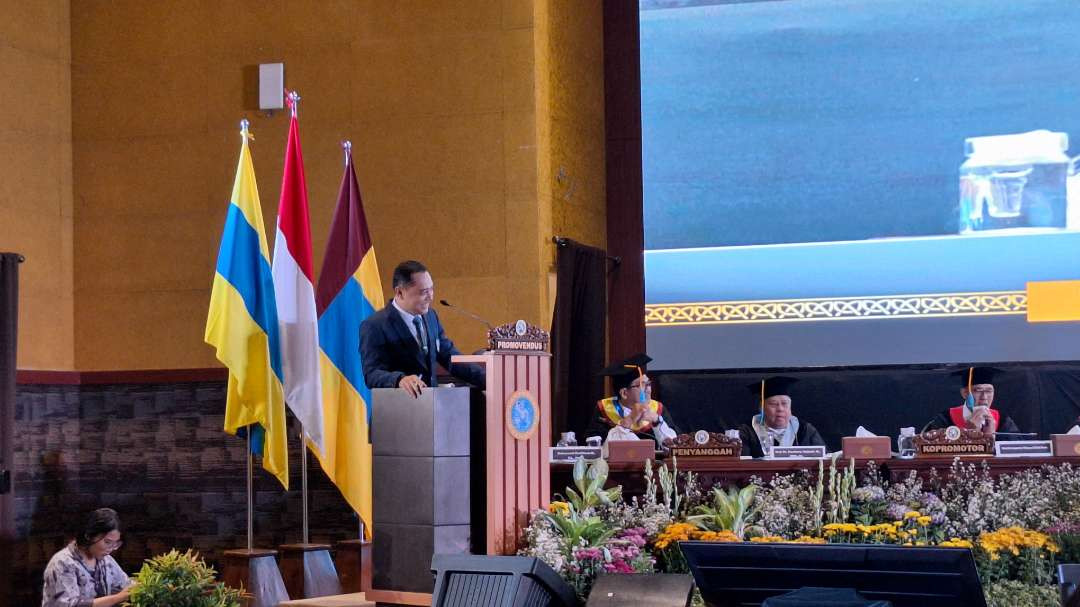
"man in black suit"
360,260,485,397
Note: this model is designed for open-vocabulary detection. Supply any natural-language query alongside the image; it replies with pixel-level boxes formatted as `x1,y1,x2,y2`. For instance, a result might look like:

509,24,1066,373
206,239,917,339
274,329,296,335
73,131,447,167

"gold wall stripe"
645,291,1027,326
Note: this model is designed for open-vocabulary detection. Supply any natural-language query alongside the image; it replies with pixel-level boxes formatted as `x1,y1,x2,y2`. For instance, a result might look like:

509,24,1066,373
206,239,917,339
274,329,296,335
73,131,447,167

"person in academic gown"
587,353,678,448
921,366,1021,437
738,376,827,458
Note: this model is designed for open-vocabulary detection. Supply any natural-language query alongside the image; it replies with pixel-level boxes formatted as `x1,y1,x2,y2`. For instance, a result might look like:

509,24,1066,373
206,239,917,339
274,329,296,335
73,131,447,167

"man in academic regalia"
921,366,1021,437
587,353,678,447
738,376,827,458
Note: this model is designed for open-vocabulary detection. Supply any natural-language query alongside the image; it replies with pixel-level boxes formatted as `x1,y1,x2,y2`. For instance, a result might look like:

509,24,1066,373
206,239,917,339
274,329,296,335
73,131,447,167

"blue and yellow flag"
314,145,381,538
205,121,289,489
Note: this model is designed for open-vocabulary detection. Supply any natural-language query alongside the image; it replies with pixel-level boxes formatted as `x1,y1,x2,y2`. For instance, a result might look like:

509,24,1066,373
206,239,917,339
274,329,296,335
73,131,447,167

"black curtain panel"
551,239,608,442
654,362,1080,451
0,252,21,606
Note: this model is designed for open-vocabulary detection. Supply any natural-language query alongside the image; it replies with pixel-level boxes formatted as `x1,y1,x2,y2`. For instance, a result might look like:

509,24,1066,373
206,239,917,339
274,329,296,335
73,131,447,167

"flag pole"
343,139,361,543
246,430,254,551
287,89,311,546
300,423,309,544
240,118,255,553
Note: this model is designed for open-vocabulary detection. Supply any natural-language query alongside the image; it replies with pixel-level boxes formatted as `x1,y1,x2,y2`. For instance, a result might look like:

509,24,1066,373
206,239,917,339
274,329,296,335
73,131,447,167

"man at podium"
921,366,1021,437
360,260,485,397
589,353,678,446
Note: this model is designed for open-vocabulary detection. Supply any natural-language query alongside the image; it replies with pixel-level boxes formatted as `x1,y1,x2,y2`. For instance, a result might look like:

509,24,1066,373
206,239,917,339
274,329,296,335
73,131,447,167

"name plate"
769,445,827,459
914,426,994,457
668,430,742,458
550,446,602,462
994,440,1052,458
489,320,550,352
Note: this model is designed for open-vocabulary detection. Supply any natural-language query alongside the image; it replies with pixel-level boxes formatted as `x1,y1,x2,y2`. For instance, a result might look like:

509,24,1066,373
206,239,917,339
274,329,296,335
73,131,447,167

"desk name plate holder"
768,445,827,459
914,426,994,457
669,430,741,458
550,446,602,462
994,440,1053,458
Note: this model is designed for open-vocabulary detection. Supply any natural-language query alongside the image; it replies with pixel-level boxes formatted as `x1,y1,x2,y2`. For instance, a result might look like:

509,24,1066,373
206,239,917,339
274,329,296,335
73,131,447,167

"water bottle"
897,427,916,458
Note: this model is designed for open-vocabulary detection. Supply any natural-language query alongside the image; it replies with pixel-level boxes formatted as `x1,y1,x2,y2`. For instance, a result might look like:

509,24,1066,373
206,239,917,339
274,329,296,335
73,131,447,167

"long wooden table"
550,455,1080,498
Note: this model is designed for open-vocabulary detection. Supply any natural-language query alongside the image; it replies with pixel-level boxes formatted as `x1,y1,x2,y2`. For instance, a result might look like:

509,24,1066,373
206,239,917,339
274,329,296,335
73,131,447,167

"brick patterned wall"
10,381,359,604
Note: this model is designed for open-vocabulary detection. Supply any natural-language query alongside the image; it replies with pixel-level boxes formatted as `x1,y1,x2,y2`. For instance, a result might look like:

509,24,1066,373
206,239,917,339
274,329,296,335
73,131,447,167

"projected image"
640,0,1080,369
960,131,1080,234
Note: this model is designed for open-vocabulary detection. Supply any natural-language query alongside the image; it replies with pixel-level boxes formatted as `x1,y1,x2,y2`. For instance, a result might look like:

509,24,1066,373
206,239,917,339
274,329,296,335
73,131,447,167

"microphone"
439,300,493,330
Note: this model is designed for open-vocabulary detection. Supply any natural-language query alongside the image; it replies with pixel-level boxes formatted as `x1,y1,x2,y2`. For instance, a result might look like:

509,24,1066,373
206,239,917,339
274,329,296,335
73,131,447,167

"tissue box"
842,436,891,461
606,440,656,464
1052,434,1080,458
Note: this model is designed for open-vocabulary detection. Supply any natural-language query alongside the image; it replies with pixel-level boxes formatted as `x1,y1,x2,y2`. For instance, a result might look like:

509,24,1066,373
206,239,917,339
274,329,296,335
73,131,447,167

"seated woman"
588,353,678,447
921,366,1021,437
41,507,132,607
738,376,826,457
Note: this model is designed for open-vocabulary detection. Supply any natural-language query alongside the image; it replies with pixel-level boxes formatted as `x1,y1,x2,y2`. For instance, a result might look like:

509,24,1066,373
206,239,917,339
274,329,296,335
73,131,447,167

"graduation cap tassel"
759,380,765,423
625,364,647,404
966,366,976,411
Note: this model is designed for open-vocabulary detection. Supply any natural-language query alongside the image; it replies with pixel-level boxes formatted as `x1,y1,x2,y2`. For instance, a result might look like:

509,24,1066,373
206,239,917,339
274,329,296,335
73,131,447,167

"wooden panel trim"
363,589,432,606
16,368,227,385
603,0,647,359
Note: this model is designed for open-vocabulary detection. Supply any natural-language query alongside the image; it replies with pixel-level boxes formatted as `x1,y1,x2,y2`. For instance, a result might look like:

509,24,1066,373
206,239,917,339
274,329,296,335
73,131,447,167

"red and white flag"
272,92,324,456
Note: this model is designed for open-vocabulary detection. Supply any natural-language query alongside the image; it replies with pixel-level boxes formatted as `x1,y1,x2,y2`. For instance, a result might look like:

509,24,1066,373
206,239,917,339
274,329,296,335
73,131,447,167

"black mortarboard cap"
951,366,1002,387
747,376,799,399
599,353,653,391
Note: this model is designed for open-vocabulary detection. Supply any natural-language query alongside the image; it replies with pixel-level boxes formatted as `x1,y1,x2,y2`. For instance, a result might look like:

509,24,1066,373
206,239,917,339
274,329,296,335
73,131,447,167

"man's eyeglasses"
631,381,653,391
971,387,994,396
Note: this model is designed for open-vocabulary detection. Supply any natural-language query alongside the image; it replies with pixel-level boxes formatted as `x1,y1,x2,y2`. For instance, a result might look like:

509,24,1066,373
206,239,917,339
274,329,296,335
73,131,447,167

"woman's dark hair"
75,508,120,547
392,260,427,289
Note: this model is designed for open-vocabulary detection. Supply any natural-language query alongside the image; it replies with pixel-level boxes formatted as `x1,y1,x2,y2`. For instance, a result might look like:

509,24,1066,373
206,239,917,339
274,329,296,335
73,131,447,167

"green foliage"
127,549,245,607
687,485,762,539
540,506,618,549
565,457,622,512
983,580,1058,607
1053,531,1080,564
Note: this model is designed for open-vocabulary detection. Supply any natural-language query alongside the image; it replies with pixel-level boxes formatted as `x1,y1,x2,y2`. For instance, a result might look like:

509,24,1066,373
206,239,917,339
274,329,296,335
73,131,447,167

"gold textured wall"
536,0,608,317
7,0,606,371
0,1,75,370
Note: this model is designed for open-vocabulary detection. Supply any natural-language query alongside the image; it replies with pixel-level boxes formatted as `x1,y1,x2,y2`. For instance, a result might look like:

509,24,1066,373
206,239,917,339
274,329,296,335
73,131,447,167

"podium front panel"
454,352,551,555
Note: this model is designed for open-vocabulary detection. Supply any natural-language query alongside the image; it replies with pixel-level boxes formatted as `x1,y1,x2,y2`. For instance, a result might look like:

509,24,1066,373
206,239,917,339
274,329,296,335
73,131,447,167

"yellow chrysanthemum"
547,501,570,516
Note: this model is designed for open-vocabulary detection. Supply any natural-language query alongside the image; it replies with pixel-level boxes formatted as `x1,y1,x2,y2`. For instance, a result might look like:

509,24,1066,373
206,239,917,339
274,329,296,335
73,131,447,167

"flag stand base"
222,548,289,607
334,539,372,594
279,543,342,599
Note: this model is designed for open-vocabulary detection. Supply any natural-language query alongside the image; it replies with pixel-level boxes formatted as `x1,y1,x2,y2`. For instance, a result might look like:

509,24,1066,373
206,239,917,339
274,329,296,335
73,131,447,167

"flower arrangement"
522,456,1080,604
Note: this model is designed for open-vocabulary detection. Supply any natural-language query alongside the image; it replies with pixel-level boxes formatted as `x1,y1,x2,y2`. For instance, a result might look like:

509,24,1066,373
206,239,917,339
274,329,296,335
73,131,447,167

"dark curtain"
0,252,21,607
551,239,608,442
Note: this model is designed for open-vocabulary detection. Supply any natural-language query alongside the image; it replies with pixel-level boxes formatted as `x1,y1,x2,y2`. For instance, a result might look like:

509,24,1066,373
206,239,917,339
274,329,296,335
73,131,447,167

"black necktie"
412,316,428,355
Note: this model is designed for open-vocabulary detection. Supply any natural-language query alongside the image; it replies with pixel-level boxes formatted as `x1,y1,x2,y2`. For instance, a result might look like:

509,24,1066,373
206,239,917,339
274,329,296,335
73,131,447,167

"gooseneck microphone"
439,299,493,330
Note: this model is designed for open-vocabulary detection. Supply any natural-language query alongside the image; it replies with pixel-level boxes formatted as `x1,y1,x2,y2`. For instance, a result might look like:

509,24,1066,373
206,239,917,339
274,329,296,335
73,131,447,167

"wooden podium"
453,347,551,555
365,322,552,604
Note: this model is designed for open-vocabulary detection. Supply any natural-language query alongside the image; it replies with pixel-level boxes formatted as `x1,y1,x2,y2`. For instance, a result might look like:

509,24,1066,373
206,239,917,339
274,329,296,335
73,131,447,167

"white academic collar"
751,415,799,444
